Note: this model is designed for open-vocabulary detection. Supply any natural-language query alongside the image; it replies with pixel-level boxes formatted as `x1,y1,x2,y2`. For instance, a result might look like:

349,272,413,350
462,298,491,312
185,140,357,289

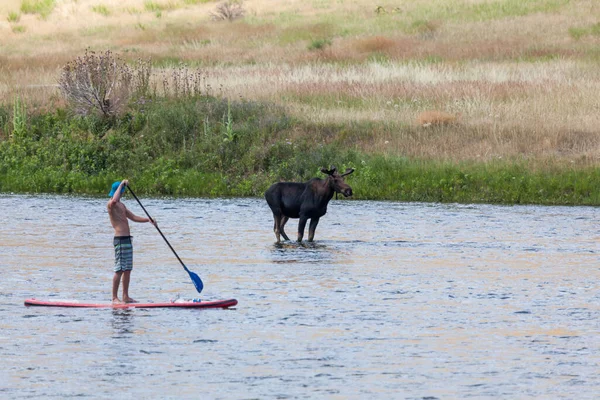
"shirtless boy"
107,180,156,304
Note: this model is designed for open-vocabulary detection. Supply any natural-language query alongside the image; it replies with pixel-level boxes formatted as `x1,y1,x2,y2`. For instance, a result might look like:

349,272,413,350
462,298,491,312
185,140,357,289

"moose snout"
343,188,353,197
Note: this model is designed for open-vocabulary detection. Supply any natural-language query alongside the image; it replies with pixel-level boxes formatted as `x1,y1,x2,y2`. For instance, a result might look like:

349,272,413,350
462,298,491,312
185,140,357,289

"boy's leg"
122,270,137,303
112,271,123,303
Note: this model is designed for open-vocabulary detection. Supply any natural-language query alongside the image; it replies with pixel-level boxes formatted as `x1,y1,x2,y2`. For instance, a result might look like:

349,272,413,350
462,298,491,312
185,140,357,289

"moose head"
321,165,355,197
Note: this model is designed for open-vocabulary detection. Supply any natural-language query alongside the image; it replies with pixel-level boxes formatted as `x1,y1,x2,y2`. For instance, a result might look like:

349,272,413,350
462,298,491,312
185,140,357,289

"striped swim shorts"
113,236,133,272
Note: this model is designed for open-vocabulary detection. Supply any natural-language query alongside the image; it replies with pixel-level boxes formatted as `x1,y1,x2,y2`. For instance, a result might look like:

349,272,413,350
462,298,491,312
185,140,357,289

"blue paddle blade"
182,265,203,293
189,271,204,293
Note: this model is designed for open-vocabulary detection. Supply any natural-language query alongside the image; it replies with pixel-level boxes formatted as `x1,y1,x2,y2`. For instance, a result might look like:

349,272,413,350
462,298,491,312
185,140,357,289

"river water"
0,194,598,399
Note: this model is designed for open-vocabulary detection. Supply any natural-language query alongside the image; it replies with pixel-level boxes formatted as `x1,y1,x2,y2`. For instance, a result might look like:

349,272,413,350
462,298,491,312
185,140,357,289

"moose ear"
320,167,330,175
341,168,355,177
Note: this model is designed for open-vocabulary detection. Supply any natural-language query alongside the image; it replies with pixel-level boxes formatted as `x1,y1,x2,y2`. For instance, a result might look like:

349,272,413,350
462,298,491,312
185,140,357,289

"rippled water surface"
0,194,598,399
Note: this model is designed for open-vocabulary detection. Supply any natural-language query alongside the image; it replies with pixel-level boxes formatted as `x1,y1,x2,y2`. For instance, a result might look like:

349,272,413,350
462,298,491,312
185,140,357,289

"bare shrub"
161,64,208,98
58,50,151,117
210,0,245,22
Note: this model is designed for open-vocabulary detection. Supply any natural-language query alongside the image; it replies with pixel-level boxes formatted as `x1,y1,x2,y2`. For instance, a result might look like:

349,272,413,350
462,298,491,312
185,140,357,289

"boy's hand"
150,218,157,226
122,179,129,187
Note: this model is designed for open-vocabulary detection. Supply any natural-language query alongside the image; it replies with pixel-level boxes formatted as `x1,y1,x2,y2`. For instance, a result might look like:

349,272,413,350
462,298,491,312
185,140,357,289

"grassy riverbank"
1,96,598,204
0,0,599,204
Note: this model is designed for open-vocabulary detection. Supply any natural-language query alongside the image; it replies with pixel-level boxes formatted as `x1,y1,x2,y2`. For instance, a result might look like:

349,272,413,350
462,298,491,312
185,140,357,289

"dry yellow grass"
1,0,600,164
416,111,459,127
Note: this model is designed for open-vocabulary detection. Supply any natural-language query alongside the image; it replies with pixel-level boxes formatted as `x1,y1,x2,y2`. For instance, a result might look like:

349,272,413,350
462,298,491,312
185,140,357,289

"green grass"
151,56,187,67
7,11,20,23
515,46,562,62
351,157,599,204
265,0,569,41
252,0,569,47
11,25,26,33
91,5,111,17
126,7,142,15
144,0,177,13
283,92,368,110
277,23,335,45
308,38,332,51
20,0,56,19
569,22,600,40
407,0,569,23
465,0,568,20
312,0,332,10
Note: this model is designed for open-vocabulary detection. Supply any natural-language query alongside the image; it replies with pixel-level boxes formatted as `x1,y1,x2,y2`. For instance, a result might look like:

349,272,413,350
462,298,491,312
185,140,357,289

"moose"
264,166,355,243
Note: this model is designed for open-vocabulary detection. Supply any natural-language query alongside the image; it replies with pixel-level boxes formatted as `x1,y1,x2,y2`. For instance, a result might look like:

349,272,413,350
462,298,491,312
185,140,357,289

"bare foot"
124,297,138,303
113,298,123,304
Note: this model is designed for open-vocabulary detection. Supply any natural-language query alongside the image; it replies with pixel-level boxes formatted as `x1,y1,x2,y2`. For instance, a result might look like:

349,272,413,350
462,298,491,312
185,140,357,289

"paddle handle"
127,186,189,271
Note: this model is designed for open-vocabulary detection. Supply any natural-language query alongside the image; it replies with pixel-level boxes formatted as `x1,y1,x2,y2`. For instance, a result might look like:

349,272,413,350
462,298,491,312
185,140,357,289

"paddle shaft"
126,186,190,272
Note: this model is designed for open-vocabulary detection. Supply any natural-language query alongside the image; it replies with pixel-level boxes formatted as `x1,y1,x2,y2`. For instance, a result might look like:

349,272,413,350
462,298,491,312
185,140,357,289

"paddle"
127,186,204,294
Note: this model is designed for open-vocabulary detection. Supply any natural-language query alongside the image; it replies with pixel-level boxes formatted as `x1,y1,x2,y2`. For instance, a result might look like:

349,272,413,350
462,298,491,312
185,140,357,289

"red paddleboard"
24,298,237,309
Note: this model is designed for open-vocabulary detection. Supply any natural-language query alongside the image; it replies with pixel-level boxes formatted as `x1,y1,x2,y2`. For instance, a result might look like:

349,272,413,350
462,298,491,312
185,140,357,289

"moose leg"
279,216,290,241
272,213,282,243
307,217,320,242
297,216,309,242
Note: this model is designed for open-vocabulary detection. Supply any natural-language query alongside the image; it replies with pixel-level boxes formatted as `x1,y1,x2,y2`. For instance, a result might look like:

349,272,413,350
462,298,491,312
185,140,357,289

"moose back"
264,166,355,242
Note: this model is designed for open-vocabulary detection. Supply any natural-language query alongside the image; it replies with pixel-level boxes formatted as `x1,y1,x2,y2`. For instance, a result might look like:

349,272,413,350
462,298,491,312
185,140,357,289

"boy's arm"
126,208,156,225
107,180,128,208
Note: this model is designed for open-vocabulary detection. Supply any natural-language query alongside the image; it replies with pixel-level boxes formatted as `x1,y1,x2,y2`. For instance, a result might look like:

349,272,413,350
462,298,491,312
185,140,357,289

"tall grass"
2,59,599,165
11,95,27,139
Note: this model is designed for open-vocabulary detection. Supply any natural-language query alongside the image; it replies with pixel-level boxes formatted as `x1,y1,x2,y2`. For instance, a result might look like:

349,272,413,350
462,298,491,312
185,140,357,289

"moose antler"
320,166,337,175
341,168,355,177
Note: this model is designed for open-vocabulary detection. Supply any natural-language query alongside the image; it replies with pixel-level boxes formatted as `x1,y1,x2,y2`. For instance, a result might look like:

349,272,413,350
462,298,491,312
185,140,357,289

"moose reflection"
264,166,355,243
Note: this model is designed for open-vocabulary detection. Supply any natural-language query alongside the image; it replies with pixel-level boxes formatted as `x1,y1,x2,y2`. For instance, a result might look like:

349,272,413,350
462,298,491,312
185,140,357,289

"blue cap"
108,181,125,197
